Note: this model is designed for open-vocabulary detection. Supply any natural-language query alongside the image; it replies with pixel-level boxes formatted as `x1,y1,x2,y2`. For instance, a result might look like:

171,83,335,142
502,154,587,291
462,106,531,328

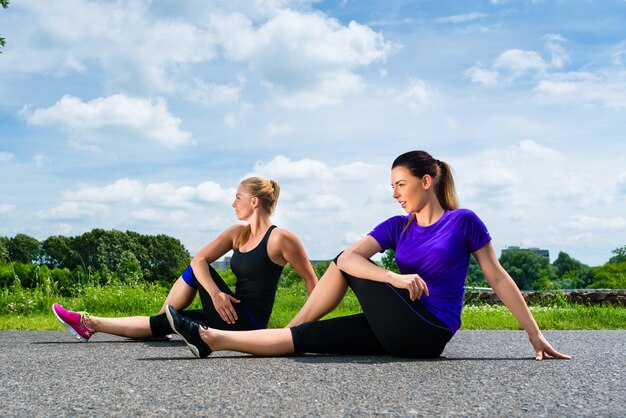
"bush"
587,262,626,289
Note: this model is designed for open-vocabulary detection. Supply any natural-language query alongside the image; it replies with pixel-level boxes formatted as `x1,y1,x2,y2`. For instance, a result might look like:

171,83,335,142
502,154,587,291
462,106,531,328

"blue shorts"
181,265,197,289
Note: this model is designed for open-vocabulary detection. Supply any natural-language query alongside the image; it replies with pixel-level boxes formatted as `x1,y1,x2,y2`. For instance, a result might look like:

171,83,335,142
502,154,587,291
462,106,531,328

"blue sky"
1,0,625,266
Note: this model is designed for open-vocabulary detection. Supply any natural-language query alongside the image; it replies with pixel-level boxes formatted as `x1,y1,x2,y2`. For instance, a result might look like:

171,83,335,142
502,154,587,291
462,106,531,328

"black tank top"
230,225,284,326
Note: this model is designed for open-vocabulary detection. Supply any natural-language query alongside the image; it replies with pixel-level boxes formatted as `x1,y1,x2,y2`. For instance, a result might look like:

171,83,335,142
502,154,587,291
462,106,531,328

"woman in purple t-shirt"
165,151,570,361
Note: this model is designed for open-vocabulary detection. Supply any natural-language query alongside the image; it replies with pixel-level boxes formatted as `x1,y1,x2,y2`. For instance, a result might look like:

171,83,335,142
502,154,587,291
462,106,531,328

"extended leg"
172,312,385,357
90,276,197,339
88,315,153,339
287,261,348,327
198,326,295,356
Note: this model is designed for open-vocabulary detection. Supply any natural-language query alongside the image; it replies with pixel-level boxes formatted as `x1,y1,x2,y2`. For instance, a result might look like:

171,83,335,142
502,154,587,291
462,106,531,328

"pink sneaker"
52,303,96,342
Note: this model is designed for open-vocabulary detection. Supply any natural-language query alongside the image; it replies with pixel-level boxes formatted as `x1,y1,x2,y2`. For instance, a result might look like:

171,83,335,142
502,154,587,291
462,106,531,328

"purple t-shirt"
369,209,491,334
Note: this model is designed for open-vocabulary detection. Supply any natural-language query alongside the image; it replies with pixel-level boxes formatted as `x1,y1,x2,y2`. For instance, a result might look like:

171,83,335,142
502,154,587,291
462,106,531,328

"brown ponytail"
233,177,281,249
435,160,459,211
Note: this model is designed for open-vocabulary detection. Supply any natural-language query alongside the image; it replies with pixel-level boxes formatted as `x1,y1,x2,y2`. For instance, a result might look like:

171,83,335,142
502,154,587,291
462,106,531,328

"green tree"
117,250,143,283
136,233,190,284
380,249,399,273
531,269,557,290
0,0,8,53
217,267,237,288
466,255,487,287
278,264,302,288
42,235,78,268
586,262,626,289
499,249,552,290
313,260,331,278
0,237,9,261
41,229,189,284
8,234,41,264
552,251,590,288
50,267,74,296
0,260,17,287
608,244,626,264
12,261,36,288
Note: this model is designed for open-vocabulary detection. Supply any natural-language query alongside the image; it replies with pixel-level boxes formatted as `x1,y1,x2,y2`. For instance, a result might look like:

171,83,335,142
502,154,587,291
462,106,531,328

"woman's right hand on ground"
211,292,240,324
528,332,572,361
388,272,429,301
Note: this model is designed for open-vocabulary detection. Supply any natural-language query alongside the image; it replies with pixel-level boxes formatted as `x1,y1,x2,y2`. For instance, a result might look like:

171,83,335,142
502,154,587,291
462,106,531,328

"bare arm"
474,242,571,360
190,224,243,324
336,236,429,300
269,229,318,295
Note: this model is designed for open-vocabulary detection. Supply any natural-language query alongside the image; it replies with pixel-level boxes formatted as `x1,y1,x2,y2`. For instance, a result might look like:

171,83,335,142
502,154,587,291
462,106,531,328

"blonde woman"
52,177,318,341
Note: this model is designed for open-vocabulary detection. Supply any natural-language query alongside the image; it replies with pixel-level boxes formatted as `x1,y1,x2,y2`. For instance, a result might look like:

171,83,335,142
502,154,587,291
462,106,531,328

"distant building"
501,246,549,259
211,256,231,272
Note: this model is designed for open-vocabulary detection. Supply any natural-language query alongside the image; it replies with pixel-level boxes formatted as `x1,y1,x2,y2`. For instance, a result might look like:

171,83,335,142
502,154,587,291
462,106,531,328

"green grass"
1,282,624,330
460,304,626,330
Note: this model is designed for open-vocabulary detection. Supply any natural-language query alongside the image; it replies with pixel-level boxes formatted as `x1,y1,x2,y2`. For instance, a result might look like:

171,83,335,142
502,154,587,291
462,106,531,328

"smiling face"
391,166,431,214
232,184,257,221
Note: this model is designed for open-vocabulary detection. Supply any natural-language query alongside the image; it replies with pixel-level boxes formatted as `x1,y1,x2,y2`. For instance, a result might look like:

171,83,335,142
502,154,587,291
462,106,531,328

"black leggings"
290,257,453,358
149,266,264,337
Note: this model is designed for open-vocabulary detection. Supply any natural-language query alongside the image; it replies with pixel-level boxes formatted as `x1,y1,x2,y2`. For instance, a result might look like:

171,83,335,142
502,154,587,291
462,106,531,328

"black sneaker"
165,305,212,358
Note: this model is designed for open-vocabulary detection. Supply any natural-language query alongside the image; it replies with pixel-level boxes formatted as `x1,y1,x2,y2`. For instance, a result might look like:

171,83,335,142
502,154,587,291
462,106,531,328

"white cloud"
267,123,292,137
2,1,216,92
186,76,246,105
249,155,377,182
0,152,14,162
463,164,520,200
275,70,364,109
294,193,349,211
459,139,561,206
61,178,233,208
186,79,243,105
0,204,15,215
616,172,626,195
566,215,626,231
494,49,548,77
58,224,73,235
64,179,144,204
223,102,254,127
4,2,395,108
20,94,193,148
38,201,109,220
436,13,487,24
210,9,395,107
543,33,569,69
511,139,561,160
144,183,198,208
33,154,49,167
251,155,329,180
465,66,499,86
213,10,394,74
469,34,569,83
197,182,235,203
535,70,626,110
395,79,437,112
463,34,626,110
343,231,366,245
130,208,187,224
198,216,228,232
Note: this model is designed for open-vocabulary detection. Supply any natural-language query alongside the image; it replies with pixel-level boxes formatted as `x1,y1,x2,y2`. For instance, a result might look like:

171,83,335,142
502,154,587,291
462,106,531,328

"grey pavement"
0,330,624,417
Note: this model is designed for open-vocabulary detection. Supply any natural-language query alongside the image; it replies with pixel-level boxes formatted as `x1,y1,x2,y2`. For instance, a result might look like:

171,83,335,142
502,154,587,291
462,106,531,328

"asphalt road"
0,330,624,417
